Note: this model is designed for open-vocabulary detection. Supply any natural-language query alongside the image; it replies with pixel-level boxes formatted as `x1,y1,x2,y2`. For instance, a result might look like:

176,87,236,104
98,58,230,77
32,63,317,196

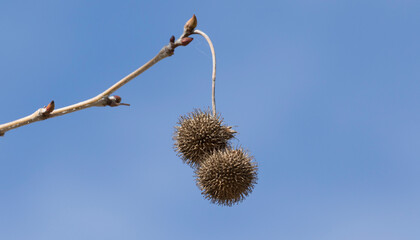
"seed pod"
196,147,258,206
173,109,235,168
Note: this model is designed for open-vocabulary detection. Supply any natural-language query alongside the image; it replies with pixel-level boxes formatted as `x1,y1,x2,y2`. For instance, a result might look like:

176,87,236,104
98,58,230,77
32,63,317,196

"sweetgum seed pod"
195,147,258,206
173,109,235,168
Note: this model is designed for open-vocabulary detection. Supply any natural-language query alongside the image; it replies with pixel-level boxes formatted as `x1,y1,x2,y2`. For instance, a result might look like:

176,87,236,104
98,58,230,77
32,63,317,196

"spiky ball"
195,147,258,206
174,109,236,168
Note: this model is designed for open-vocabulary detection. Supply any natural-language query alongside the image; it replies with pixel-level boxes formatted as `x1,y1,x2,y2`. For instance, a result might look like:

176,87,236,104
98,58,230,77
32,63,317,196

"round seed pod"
174,109,236,168
195,147,258,206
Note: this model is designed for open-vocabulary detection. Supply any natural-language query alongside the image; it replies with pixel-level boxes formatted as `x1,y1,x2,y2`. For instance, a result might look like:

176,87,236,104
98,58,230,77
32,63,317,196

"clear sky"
1,0,420,239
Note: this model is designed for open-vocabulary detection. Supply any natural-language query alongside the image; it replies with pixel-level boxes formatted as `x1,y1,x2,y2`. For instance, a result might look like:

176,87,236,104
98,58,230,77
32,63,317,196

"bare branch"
0,15,198,137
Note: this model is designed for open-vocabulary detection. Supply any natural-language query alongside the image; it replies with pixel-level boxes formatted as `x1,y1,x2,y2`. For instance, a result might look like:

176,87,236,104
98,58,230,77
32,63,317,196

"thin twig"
193,29,217,116
0,16,198,137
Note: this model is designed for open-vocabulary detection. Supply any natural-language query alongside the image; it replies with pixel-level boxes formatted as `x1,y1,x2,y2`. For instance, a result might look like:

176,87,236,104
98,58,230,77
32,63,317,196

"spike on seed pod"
225,126,237,135
173,109,236,168
195,147,258,206
184,14,197,32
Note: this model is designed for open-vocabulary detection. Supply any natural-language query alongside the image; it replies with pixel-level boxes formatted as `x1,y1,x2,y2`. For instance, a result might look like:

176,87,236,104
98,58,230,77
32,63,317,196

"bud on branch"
41,101,55,116
0,14,198,136
181,37,194,46
184,14,197,33
106,95,130,107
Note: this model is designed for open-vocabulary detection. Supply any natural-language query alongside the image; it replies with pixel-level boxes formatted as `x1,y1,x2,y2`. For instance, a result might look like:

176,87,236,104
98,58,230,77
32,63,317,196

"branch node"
161,45,174,57
40,100,55,118
106,95,131,107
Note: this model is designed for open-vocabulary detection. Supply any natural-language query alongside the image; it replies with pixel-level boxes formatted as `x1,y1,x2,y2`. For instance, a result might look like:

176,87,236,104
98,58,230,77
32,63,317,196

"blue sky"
1,0,420,239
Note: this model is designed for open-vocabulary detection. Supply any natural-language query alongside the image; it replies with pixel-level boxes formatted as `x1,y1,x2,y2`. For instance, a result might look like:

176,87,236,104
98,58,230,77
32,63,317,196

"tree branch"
0,15,198,137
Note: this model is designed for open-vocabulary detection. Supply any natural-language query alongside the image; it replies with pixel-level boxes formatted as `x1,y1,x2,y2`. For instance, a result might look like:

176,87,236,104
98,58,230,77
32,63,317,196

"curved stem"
193,29,216,116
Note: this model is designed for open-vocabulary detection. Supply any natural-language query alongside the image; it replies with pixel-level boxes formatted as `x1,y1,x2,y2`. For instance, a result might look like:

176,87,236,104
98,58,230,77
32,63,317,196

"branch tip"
184,14,197,32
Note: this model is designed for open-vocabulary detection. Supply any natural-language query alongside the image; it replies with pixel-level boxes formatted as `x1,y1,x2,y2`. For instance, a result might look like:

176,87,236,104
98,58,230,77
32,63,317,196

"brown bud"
107,95,130,107
114,95,122,103
181,37,193,46
43,101,55,115
170,35,175,43
184,14,197,32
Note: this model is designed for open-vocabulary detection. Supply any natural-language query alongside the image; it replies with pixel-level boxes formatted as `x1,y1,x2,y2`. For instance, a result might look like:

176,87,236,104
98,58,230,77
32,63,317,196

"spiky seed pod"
195,147,258,206
174,109,236,168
